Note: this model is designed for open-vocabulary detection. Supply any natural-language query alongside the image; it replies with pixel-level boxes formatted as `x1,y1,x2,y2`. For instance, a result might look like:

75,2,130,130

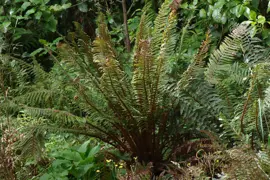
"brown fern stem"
255,101,261,140
240,75,255,134
240,93,251,134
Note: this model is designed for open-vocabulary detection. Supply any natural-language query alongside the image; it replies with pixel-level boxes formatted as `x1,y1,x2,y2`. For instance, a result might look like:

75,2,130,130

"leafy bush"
40,140,115,180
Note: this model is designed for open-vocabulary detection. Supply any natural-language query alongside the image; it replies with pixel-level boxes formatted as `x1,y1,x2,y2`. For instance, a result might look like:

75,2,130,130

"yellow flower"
96,170,100,173
133,157,137,160
119,165,123,168
187,163,191,167
115,164,118,167
216,159,219,163
119,162,124,166
106,159,112,163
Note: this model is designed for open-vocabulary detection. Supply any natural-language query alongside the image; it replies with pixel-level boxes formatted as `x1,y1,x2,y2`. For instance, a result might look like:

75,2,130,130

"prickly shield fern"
205,24,270,145
16,0,216,176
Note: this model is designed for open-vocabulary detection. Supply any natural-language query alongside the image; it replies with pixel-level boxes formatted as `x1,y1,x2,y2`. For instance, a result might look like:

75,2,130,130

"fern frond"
16,128,45,161
23,106,86,125
14,90,53,106
204,24,270,143
178,30,211,88
151,0,175,58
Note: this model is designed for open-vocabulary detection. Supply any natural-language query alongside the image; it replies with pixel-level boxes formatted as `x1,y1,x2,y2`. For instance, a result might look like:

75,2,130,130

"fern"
205,24,270,145
6,1,270,178
9,1,222,176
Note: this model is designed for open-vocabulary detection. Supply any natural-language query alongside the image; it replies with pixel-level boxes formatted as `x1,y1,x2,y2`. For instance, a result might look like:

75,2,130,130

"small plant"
40,140,116,180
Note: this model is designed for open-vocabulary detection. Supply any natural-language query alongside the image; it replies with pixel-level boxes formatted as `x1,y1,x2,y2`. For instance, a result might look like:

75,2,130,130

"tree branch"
122,0,131,52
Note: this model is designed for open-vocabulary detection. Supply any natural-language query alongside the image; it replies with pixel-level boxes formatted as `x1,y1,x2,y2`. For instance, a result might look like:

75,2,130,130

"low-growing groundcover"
40,141,117,180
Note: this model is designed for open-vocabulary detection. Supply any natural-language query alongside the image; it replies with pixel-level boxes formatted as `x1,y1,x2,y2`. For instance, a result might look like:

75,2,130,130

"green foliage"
0,0,71,56
40,141,113,180
9,0,270,176
3,0,270,179
188,0,266,25
180,0,270,47
9,1,221,176
0,0,71,33
205,24,270,146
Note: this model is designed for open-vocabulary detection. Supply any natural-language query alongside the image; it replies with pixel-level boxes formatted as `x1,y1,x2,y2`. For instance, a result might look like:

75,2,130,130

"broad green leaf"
59,170,69,177
25,8,36,16
52,159,72,168
249,10,257,21
268,1,270,13
88,144,100,157
78,3,88,12
221,14,227,24
21,2,31,10
39,39,48,45
77,140,90,154
50,5,62,11
50,3,71,11
231,5,239,16
35,11,42,19
10,60,16,67
41,10,51,20
2,21,11,33
181,2,188,9
61,150,82,162
30,48,44,56
52,37,63,44
214,0,225,9
207,5,214,16
262,29,270,39
79,156,95,165
257,15,266,24
82,164,94,174
62,3,71,9
189,4,196,9
199,9,206,18
231,5,245,18
107,14,114,24
15,15,26,20
40,173,52,180
244,8,256,21
238,5,246,16
250,26,257,37
70,164,94,178
0,6,3,14
212,9,222,23
44,16,57,32
30,0,45,5
244,7,250,18
12,34,22,41
252,0,259,9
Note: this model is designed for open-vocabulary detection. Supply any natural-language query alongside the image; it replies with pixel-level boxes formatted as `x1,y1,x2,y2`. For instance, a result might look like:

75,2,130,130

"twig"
122,0,131,52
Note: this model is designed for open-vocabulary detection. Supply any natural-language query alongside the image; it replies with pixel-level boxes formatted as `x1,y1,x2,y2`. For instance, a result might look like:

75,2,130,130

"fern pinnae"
133,31,153,112
151,8,178,114
177,30,211,89
239,72,256,133
50,52,106,116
